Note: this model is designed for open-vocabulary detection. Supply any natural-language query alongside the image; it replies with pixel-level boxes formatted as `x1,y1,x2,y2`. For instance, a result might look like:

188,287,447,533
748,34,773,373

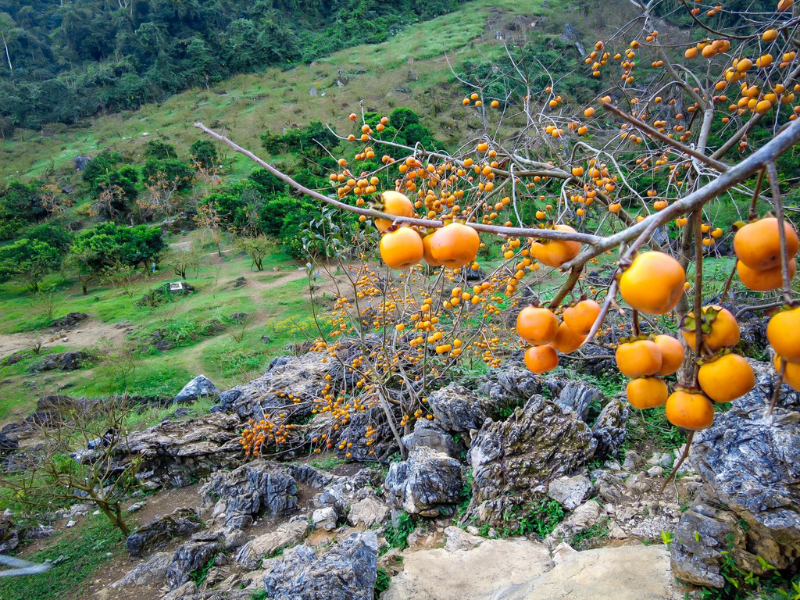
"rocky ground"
2,336,799,599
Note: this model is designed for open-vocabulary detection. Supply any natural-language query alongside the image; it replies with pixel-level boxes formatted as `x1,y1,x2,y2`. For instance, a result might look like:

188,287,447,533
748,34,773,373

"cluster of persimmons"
239,0,800,460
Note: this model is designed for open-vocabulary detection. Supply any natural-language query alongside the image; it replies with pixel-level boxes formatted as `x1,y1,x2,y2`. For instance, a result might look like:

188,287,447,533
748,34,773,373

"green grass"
0,515,126,600
0,0,602,185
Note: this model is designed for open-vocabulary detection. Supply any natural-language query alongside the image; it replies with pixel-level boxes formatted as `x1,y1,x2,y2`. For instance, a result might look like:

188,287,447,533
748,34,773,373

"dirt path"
0,318,130,361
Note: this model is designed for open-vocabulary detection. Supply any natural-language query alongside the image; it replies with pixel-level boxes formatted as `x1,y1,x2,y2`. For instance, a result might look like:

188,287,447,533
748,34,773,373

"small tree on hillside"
0,238,61,292
0,396,140,534
237,234,276,271
164,242,203,279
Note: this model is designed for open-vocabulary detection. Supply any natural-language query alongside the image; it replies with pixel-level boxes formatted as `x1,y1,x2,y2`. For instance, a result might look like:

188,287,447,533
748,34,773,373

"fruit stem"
766,162,793,304
548,265,584,310
719,261,737,304
659,430,695,495
632,309,640,336
692,210,704,385
767,359,786,417
748,168,766,221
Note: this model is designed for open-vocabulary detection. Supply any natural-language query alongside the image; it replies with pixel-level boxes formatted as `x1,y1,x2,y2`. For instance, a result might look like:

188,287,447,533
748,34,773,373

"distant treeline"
0,0,463,133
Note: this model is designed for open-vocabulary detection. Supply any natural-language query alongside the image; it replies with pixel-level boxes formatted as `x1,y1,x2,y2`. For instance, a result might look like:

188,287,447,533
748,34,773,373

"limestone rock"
311,507,337,531
347,495,390,528
262,530,378,600
126,508,201,557
201,460,298,528
401,419,456,457
671,368,800,586
111,551,172,588
384,446,463,517
426,383,486,432
119,412,244,489
555,381,603,421
467,395,597,528
173,375,220,404
547,474,593,511
443,525,483,552
383,537,554,600
165,541,219,589
546,500,603,548
235,519,310,569
592,397,629,458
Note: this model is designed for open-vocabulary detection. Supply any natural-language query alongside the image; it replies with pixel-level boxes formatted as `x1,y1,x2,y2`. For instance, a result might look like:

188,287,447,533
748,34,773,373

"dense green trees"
0,0,463,132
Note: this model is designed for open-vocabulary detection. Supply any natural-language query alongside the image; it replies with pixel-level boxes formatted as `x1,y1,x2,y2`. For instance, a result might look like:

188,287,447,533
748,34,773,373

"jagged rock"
384,446,463,517
201,461,298,528
466,395,597,528
334,405,399,462
262,531,378,600
117,412,243,489
547,475,593,510
554,381,603,421
126,507,201,557
552,541,578,564
671,366,800,587
166,541,220,589
74,156,91,171
29,350,93,372
401,420,456,457
111,552,172,588
51,311,88,328
174,375,220,404
443,525,483,552
191,526,248,550
347,495,390,528
475,365,541,407
312,507,337,531
427,383,486,432
312,468,383,516
592,397,628,457
235,519,310,569
545,500,603,548
0,433,18,454
0,517,20,553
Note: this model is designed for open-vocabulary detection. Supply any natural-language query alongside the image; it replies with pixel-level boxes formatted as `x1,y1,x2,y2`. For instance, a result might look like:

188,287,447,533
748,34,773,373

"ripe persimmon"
375,191,416,232
524,344,559,374
422,233,443,267
654,334,684,376
682,306,740,352
626,377,668,409
615,339,662,378
666,390,715,430
530,225,581,268
429,223,480,269
775,355,800,392
733,217,799,271
563,299,601,335
551,321,586,354
517,306,559,345
379,227,423,269
737,258,797,291
619,252,686,315
698,353,755,403
767,306,800,363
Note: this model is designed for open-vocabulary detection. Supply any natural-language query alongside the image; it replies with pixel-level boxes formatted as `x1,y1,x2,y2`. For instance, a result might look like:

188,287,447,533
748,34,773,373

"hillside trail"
0,319,129,361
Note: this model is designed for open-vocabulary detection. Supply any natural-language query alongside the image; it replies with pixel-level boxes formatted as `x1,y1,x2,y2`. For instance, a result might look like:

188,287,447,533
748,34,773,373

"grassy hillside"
0,0,631,183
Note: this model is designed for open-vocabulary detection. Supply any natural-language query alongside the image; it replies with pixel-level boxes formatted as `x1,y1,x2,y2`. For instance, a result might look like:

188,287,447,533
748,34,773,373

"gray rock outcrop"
126,507,201,557
235,519,310,569
384,446,464,517
166,540,219,589
174,375,220,404
427,383,487,433
466,395,597,528
262,531,378,600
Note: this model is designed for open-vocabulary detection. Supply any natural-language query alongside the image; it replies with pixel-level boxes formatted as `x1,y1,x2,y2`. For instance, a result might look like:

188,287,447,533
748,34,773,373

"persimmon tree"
198,0,800,482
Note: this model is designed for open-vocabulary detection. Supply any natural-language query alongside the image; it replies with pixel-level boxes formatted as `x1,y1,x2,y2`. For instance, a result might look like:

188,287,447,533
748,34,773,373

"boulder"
554,381,603,421
111,551,172,588
118,412,244,489
334,404,399,462
401,419,456,457
592,397,629,458
0,516,20,554
235,519,310,569
51,311,88,328
670,366,800,587
126,507,202,557
547,474,593,511
426,383,486,433
311,507,337,531
174,375,220,404
466,395,597,528
0,433,18,454
201,461,298,528
262,531,378,600
165,541,220,589
384,446,463,517
475,365,541,407
347,495,390,528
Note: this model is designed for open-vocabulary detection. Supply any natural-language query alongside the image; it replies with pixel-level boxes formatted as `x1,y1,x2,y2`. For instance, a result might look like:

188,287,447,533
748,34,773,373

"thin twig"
659,430,695,495
768,360,787,417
